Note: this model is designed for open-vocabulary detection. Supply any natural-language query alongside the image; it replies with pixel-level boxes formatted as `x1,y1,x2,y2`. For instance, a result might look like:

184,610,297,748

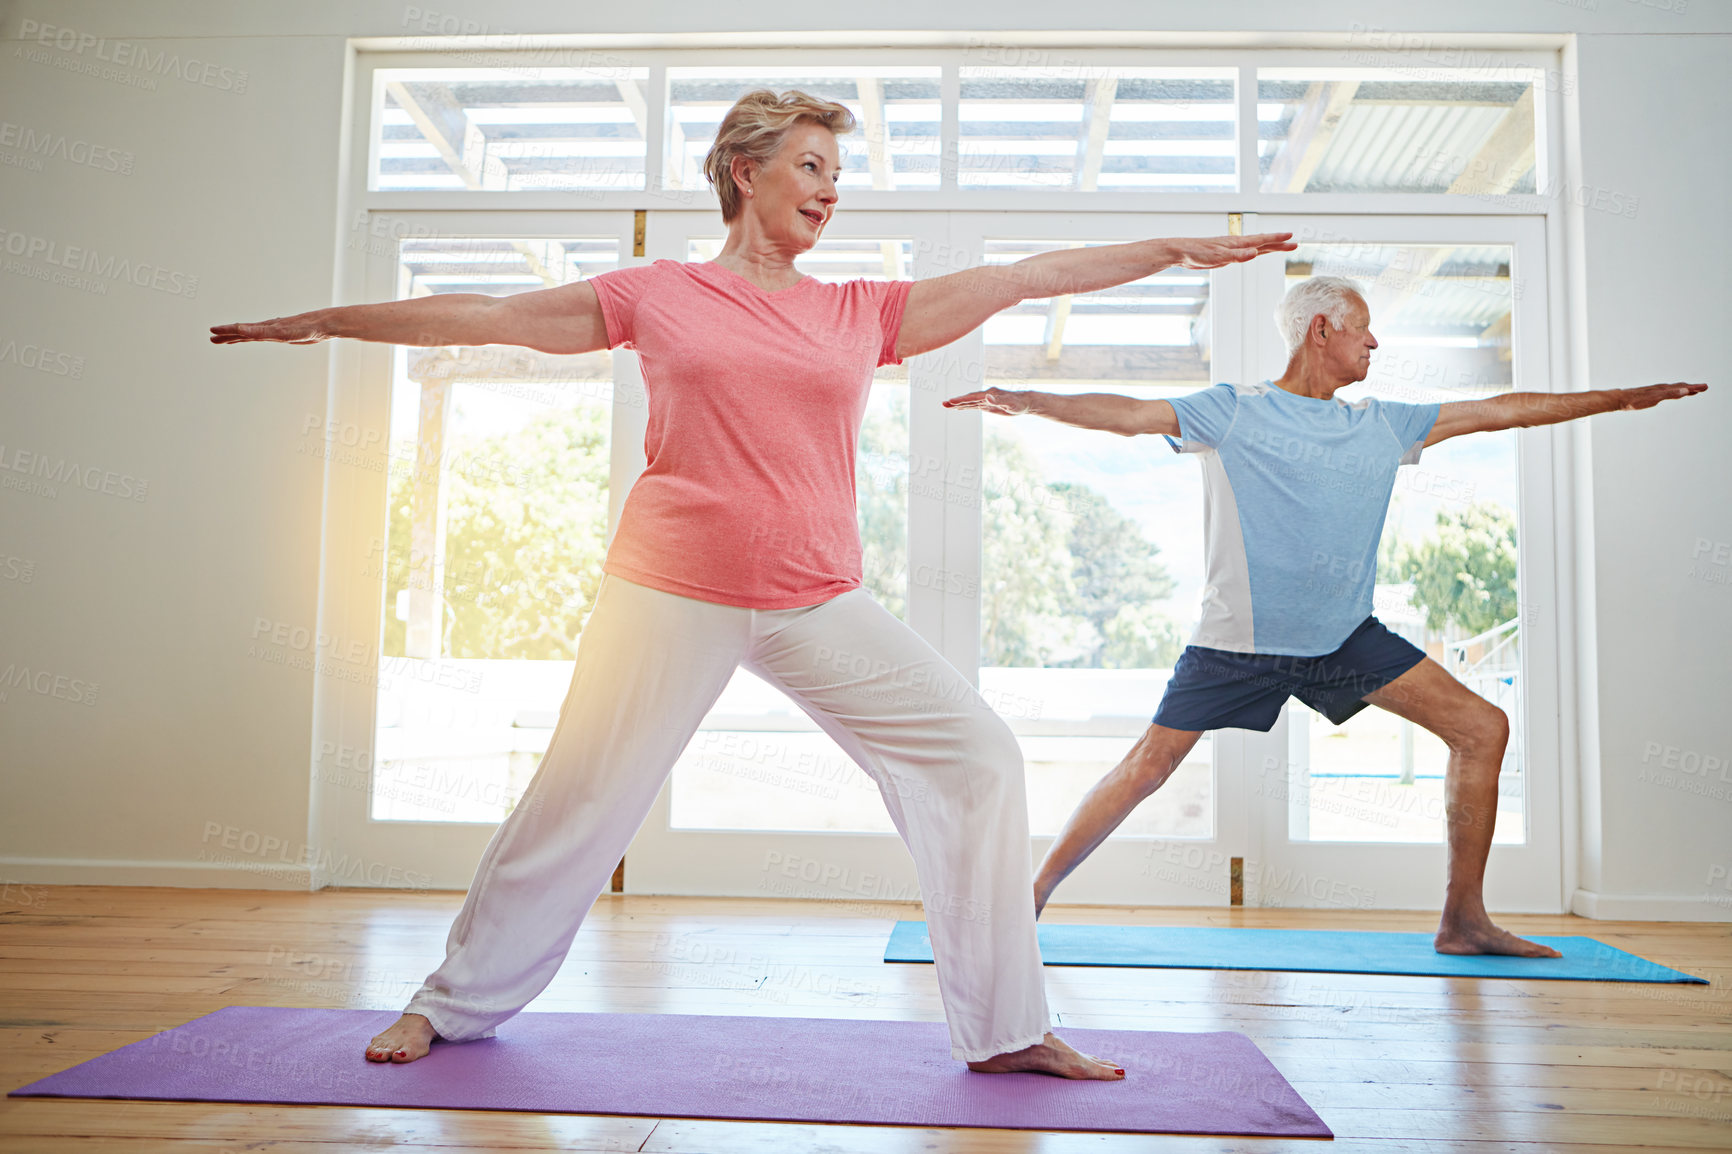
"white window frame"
307,41,1576,915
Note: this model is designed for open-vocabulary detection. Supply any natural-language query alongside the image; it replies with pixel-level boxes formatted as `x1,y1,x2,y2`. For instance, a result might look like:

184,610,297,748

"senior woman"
213,90,1292,1078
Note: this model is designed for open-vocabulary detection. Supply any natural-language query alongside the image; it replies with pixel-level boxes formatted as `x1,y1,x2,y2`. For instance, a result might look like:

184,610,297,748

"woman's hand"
208,281,608,354
210,312,330,345
897,233,1295,361
1166,233,1297,269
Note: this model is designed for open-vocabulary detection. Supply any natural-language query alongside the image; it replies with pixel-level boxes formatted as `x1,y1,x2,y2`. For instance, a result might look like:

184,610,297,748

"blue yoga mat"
884,923,1707,983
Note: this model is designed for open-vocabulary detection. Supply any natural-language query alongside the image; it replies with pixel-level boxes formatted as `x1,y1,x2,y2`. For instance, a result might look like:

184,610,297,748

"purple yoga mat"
9,1007,1330,1137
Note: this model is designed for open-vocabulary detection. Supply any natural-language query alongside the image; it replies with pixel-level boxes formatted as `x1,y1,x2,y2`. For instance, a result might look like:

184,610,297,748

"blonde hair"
702,89,857,223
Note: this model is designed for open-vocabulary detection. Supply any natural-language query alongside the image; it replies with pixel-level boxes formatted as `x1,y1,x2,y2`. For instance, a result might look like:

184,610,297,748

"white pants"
404,574,1051,1061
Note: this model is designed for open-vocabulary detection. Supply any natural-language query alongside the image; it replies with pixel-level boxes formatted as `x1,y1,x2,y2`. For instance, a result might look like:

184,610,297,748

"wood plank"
0,1099,653,1149
3,886,1729,1153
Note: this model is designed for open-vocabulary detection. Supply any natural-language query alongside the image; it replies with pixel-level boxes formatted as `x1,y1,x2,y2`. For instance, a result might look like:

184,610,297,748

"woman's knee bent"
962,707,1024,775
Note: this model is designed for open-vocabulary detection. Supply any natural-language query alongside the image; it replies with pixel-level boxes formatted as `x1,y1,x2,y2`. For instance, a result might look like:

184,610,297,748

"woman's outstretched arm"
210,279,608,355
894,232,1294,361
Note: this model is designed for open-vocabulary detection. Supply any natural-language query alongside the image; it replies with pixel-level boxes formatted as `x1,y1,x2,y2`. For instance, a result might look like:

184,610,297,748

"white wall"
1,2,1726,915
1567,32,1732,919
0,27,349,885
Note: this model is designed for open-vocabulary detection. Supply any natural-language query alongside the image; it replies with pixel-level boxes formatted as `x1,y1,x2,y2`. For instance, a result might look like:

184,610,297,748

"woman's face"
735,121,842,249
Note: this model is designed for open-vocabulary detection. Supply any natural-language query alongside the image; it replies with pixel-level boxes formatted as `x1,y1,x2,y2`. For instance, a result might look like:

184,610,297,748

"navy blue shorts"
1152,616,1426,732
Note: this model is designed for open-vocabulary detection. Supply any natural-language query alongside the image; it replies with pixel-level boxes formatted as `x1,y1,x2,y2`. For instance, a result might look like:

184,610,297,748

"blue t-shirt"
1165,381,1440,656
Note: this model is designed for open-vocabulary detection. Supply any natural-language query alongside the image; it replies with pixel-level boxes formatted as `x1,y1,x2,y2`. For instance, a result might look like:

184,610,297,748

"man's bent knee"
1450,701,1510,761
1125,741,1180,796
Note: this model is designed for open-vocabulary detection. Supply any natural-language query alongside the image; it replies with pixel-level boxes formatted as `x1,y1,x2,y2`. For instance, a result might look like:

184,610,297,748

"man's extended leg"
1033,724,1204,918
1361,658,1560,958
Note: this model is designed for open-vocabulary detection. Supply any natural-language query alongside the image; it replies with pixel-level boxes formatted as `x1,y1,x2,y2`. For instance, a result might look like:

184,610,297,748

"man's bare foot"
364,1013,437,1062
967,1032,1124,1080
1435,921,1562,958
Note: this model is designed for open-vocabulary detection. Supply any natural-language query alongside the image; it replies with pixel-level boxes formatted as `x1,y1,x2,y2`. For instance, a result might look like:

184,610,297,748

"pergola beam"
1266,80,1360,193
1041,241,1088,363
855,77,893,191
386,79,506,190
853,77,903,277
403,352,456,659
1074,76,1118,192
1367,86,1533,325
1036,79,1122,363
1447,86,1537,195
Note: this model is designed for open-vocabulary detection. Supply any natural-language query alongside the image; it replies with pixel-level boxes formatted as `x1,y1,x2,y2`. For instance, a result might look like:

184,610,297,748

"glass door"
953,213,1249,906
318,210,642,889
318,208,1563,914
625,211,1255,906
1239,212,1563,912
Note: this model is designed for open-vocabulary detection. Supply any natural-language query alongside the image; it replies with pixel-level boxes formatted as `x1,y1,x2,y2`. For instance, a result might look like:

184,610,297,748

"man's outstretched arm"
943,389,1180,438
1424,382,1707,446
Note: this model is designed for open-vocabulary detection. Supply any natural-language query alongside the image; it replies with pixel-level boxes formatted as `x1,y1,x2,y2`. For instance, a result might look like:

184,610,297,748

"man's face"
1324,295,1378,383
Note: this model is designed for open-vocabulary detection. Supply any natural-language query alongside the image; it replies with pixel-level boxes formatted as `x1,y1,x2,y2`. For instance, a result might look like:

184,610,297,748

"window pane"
1279,242,1525,844
977,239,1216,839
371,236,621,823
1257,69,1539,194
669,238,913,833
958,68,1236,190
375,68,649,191
665,67,942,191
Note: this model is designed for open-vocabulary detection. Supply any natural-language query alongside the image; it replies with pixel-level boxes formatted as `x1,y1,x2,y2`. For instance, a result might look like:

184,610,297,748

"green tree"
381,393,1183,668
979,426,1081,666
381,403,611,661
858,408,1184,669
856,393,909,618
1376,492,1411,581
1396,501,1518,636
1050,482,1178,667
1100,601,1186,670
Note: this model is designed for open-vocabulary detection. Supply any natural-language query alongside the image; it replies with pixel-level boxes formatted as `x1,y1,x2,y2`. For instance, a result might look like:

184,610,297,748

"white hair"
1277,276,1364,355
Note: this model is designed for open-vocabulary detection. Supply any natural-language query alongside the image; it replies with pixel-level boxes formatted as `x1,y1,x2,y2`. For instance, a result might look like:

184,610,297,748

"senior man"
946,275,1704,956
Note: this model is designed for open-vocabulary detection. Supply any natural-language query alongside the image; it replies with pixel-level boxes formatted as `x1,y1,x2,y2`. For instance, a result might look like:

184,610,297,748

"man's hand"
1426,381,1708,446
1167,232,1297,270
1616,382,1708,410
943,389,1033,416
945,389,1177,437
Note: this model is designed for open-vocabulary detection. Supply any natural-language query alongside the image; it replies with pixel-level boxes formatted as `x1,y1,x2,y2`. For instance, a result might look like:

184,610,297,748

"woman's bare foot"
364,1013,437,1062
1435,919,1562,958
967,1032,1124,1079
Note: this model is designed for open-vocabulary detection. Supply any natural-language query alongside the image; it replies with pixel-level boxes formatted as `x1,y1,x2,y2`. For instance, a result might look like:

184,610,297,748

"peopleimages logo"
0,443,149,501
0,227,198,298
0,664,99,707
0,121,134,174
0,338,84,378
15,20,250,93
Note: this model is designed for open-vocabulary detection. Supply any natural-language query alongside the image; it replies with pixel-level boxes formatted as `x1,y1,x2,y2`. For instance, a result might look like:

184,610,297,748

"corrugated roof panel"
1309,102,1510,193
1288,243,1513,336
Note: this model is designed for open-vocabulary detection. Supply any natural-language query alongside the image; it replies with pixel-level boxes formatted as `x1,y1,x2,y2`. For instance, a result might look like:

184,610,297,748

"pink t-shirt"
589,259,912,609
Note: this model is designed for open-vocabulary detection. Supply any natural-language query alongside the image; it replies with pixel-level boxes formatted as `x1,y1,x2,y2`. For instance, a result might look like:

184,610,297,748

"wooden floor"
2,887,1729,1152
